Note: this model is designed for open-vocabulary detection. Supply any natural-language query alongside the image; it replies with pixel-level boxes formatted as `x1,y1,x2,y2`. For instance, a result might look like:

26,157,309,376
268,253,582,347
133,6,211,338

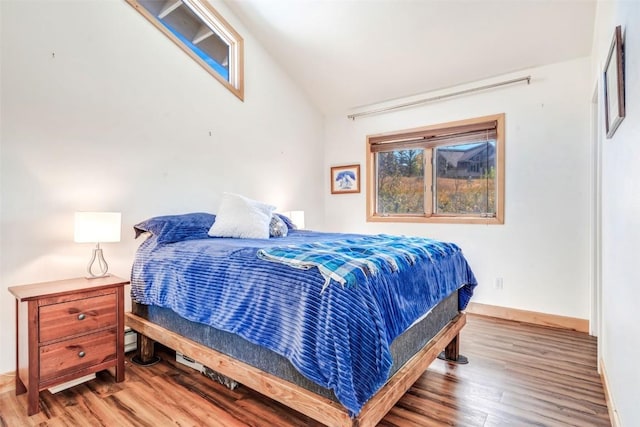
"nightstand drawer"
39,293,117,342
39,329,117,383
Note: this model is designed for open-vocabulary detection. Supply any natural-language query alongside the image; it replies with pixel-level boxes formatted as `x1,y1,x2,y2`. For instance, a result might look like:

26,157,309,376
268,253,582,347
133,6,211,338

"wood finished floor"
0,314,611,427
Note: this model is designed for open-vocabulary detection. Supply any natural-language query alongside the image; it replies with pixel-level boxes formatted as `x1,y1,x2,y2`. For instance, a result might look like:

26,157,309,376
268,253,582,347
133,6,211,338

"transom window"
127,0,244,100
366,114,505,224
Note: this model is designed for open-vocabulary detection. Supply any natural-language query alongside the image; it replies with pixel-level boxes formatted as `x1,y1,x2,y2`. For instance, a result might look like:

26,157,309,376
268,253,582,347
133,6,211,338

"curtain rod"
347,75,531,120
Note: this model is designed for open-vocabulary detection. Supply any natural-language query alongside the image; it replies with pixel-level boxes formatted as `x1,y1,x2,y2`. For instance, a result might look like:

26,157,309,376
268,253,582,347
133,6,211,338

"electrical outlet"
495,277,504,290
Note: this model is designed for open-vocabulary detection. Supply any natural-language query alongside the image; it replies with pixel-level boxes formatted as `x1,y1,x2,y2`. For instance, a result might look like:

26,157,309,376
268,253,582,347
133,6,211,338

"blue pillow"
275,213,297,230
134,213,216,244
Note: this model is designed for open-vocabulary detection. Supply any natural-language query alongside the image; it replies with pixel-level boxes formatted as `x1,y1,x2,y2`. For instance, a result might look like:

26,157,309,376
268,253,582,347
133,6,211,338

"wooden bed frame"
125,311,466,427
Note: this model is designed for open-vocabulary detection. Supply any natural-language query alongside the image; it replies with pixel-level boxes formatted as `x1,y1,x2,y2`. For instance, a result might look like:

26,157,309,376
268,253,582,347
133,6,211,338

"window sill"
367,214,504,225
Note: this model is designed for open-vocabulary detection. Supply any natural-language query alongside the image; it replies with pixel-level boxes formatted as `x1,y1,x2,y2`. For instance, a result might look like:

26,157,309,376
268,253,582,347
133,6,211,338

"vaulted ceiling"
224,0,597,115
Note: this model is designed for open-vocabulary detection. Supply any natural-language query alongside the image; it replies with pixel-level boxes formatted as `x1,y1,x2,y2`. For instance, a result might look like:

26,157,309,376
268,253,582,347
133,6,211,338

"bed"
126,212,477,427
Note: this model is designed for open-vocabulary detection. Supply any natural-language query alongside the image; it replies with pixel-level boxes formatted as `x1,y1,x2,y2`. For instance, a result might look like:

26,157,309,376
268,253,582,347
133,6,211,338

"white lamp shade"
74,212,121,243
284,210,305,230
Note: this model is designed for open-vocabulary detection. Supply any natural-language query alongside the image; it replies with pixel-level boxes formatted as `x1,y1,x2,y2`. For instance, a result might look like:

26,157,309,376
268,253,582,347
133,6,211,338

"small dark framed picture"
604,25,625,139
331,164,360,194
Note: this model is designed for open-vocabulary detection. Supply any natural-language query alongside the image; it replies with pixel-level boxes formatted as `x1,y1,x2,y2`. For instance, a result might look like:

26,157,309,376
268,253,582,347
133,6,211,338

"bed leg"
437,333,469,364
131,333,161,366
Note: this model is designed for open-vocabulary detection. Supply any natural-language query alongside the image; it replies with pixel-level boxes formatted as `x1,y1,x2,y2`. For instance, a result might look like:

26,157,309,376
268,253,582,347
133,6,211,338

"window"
127,0,244,100
366,114,505,224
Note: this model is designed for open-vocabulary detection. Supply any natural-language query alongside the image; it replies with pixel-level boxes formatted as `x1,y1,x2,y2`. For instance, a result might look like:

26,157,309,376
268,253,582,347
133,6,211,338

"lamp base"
87,246,110,278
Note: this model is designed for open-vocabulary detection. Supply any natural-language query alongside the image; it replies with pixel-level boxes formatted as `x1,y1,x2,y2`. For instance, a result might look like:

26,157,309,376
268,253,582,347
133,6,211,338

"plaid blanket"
257,234,458,291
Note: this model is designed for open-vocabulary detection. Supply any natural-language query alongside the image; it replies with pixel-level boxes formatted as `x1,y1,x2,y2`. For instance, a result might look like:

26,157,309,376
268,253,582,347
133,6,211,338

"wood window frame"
126,0,244,101
366,113,505,225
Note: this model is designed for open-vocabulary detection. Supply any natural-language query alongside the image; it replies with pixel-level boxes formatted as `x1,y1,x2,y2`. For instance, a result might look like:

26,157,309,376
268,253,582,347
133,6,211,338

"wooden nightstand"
9,275,128,415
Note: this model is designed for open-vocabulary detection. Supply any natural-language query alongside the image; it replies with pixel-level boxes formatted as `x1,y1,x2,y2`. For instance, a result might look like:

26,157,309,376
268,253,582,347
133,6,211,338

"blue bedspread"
131,230,477,416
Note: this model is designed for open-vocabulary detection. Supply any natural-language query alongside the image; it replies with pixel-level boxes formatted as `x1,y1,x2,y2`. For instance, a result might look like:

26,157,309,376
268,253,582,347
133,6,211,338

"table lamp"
74,212,121,278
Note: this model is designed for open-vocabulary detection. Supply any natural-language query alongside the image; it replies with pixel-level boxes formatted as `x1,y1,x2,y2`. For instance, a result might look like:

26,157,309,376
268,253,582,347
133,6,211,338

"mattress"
132,290,459,402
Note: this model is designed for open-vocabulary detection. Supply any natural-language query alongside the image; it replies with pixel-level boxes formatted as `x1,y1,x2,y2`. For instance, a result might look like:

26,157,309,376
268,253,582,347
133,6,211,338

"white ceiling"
224,0,596,115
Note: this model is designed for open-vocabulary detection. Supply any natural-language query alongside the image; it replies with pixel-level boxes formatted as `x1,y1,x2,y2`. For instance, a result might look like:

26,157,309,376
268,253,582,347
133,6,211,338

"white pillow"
208,193,276,239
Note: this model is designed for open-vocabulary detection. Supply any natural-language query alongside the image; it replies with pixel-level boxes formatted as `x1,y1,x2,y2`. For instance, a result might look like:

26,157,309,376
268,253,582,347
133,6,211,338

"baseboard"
466,302,589,333
48,374,96,393
176,352,205,373
0,371,16,394
125,327,138,353
600,358,621,427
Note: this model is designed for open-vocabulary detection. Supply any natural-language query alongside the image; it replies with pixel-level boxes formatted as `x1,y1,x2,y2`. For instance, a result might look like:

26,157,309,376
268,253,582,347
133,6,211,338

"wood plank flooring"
0,314,611,426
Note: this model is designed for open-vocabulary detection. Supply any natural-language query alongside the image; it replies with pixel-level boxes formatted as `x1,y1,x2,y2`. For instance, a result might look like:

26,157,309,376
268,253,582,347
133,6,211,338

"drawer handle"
77,313,86,321
78,351,86,358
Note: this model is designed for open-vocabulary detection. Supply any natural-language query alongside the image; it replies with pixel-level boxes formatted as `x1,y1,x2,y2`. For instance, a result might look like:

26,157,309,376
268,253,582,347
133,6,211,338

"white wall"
592,1,640,425
0,0,324,375
324,58,593,320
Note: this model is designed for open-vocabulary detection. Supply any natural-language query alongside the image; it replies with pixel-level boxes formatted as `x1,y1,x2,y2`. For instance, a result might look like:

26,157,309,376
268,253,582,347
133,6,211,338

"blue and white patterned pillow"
269,215,289,238
275,213,297,230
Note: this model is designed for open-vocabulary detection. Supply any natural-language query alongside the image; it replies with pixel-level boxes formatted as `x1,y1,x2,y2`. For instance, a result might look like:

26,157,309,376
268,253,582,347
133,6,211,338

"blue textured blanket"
131,230,477,416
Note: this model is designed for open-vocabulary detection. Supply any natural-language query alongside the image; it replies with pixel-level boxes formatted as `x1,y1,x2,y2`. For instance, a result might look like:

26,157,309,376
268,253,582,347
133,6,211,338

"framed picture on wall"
331,164,360,194
604,25,625,139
